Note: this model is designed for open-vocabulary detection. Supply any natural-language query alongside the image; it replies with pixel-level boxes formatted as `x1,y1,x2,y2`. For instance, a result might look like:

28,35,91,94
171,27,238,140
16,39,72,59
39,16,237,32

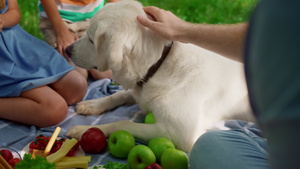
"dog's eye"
88,36,94,45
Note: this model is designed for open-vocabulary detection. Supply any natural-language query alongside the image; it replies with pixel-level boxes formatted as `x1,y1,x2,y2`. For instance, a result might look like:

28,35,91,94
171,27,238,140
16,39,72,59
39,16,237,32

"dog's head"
66,0,169,89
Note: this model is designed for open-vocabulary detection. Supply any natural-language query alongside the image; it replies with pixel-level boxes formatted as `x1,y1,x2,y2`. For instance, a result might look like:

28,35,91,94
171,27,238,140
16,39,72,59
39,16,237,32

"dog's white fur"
66,0,254,152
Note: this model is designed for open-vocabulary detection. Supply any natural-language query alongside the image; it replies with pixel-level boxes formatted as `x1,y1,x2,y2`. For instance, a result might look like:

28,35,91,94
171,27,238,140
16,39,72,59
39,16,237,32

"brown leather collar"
136,41,174,87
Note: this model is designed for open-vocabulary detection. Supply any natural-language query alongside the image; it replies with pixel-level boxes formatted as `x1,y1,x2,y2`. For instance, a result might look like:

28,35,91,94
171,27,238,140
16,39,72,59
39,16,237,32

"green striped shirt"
38,0,105,22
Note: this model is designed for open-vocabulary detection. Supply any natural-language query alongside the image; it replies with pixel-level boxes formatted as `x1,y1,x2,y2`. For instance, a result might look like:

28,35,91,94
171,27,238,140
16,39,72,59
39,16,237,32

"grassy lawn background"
17,0,258,40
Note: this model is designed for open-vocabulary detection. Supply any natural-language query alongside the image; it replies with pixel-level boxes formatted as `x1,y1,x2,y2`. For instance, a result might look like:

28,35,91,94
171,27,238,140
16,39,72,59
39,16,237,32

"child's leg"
50,70,88,105
67,60,88,79
0,86,68,127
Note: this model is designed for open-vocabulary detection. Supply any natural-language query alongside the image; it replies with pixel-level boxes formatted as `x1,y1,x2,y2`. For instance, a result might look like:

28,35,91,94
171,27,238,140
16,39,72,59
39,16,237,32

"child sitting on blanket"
0,0,87,127
38,0,119,80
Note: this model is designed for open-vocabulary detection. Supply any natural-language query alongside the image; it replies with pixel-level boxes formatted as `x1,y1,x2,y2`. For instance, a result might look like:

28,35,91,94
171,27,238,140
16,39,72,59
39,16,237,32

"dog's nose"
65,45,73,58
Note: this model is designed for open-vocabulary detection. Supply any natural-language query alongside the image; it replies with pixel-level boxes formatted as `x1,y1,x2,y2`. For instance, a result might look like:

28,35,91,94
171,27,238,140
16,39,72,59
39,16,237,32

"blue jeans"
189,120,269,169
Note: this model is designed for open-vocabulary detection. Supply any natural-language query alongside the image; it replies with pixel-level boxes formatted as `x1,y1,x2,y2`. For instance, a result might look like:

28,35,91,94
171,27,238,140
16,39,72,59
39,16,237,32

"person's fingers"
58,45,64,56
58,44,69,61
143,6,166,21
137,7,164,28
142,6,161,17
62,46,72,61
64,55,72,61
137,14,154,28
74,34,79,41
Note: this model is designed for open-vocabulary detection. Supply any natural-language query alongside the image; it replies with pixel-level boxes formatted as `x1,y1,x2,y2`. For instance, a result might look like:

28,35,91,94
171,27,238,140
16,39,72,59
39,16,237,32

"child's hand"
57,29,78,61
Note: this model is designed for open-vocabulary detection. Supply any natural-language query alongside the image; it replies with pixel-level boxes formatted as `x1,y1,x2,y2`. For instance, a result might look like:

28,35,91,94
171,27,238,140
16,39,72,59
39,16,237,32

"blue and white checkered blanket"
0,78,263,168
0,79,143,166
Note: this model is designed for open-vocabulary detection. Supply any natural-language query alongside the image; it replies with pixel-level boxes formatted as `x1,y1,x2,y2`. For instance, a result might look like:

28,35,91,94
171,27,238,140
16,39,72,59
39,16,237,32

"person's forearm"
40,0,69,35
179,23,248,62
0,0,20,28
137,7,248,63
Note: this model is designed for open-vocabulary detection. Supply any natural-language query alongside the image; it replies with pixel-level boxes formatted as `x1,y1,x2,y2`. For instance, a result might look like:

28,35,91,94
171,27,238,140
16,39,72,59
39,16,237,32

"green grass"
140,0,258,23
17,0,258,40
18,0,42,39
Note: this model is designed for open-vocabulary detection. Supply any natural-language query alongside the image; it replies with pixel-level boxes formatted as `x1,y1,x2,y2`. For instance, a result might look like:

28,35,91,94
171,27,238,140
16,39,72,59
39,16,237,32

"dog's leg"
67,121,167,144
67,121,199,152
76,90,135,115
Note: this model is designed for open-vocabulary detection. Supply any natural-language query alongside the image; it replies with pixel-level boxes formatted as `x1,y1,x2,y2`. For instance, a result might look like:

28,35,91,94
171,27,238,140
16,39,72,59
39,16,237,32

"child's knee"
39,99,68,127
53,70,88,105
50,100,68,124
66,75,87,105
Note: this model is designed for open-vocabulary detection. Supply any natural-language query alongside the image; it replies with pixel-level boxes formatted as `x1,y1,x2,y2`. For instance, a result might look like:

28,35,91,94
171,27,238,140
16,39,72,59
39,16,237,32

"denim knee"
189,130,268,169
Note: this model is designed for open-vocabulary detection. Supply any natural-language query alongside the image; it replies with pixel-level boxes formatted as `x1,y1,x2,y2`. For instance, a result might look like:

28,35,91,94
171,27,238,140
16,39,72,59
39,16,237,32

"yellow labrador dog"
66,0,254,152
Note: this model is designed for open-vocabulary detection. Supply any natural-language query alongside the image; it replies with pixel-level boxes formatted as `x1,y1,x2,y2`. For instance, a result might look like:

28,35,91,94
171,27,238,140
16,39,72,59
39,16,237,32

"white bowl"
0,147,22,160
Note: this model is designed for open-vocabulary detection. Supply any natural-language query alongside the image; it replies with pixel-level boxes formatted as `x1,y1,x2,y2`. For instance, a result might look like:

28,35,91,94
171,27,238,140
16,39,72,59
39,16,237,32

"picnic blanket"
0,78,143,167
0,78,263,168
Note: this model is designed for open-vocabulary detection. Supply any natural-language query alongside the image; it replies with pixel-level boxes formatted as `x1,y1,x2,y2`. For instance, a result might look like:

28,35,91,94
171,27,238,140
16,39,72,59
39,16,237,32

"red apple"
144,163,162,169
80,127,107,153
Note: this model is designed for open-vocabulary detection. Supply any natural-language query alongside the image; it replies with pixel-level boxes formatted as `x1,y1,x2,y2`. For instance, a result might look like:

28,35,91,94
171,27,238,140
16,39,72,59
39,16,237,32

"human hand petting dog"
137,6,189,43
137,6,247,62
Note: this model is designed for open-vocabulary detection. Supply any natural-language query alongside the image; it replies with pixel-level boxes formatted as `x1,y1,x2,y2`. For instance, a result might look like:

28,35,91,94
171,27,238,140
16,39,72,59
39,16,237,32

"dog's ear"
94,24,127,73
106,38,125,72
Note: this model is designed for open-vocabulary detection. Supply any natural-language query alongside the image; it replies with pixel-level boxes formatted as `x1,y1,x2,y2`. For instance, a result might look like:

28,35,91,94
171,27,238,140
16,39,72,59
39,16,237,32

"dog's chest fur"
66,0,255,153
130,42,253,149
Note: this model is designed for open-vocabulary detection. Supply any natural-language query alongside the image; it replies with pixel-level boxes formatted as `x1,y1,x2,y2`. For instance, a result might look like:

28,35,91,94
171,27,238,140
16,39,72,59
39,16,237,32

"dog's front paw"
66,125,92,140
76,100,105,115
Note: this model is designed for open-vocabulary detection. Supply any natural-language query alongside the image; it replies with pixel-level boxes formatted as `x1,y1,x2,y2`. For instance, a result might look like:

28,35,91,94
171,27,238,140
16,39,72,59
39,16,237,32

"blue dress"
0,0,75,97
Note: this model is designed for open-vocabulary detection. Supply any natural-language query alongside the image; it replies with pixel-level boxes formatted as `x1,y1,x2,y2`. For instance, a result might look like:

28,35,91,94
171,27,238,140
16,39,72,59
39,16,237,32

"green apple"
148,137,175,163
144,111,156,124
108,130,136,158
160,148,189,169
127,145,156,169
